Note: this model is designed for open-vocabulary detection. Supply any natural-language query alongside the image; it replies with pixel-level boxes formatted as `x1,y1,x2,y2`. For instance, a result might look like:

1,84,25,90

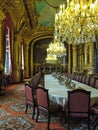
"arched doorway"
29,37,68,76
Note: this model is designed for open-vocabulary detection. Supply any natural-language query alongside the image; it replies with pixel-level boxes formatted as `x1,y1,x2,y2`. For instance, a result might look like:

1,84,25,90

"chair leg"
60,110,63,123
92,115,98,125
88,116,90,130
32,106,35,119
47,114,50,130
68,116,70,130
60,110,67,123
25,104,28,114
36,109,39,122
93,121,98,130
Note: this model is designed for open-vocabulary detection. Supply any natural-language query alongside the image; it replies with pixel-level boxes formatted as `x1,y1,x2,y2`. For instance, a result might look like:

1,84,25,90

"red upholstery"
67,89,91,130
36,87,61,130
25,83,36,119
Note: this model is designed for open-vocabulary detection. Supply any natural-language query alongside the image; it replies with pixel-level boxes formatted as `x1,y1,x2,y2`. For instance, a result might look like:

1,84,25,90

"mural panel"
35,0,66,27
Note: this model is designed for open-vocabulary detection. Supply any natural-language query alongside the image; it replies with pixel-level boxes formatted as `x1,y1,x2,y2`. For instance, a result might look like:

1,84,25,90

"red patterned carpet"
0,83,66,130
0,83,95,130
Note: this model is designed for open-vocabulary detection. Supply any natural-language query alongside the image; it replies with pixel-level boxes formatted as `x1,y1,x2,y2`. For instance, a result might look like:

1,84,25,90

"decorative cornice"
0,10,5,20
23,0,33,28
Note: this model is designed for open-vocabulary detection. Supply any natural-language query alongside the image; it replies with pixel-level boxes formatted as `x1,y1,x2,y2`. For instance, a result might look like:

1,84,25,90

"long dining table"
44,74,98,110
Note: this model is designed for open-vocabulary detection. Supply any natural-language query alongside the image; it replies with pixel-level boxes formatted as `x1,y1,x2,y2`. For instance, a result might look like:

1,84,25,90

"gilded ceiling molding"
23,0,33,28
44,0,59,10
29,28,53,42
0,10,5,20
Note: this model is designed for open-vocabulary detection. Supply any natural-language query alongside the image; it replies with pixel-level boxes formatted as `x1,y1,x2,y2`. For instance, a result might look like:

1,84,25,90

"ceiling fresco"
0,0,66,28
35,0,66,27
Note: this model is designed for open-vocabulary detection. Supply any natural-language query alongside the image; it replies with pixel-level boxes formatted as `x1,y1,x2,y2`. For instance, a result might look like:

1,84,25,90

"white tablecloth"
45,74,98,109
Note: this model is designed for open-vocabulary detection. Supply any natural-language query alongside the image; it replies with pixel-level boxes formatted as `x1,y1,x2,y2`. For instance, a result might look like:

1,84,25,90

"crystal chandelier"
46,34,66,63
47,35,66,58
55,0,98,45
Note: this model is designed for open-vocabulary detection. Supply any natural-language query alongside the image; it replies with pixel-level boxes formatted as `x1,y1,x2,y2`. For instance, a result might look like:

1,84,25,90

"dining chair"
85,76,90,85
25,83,37,119
89,77,95,87
29,72,42,90
75,74,80,81
81,75,86,84
67,89,91,130
78,74,83,82
36,87,61,130
91,103,98,129
69,73,74,79
94,78,98,89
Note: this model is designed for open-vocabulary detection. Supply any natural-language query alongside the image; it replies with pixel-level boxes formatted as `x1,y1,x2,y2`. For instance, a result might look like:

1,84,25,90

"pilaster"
24,44,29,78
72,44,77,73
13,35,23,82
68,44,71,74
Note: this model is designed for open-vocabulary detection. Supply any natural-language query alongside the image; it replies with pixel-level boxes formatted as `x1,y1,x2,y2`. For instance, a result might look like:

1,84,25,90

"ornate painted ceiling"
0,0,66,39
35,0,66,27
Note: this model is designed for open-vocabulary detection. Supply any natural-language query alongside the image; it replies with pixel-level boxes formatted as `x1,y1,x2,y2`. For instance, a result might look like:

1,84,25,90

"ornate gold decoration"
46,54,57,64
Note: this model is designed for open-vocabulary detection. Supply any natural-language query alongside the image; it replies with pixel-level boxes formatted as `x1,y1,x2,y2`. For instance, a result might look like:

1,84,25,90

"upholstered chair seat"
36,87,62,130
67,89,91,130
25,83,37,119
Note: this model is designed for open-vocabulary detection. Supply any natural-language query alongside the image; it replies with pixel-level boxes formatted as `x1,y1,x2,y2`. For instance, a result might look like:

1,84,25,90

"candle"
90,4,95,14
55,14,58,23
67,0,69,7
63,4,65,12
60,5,63,13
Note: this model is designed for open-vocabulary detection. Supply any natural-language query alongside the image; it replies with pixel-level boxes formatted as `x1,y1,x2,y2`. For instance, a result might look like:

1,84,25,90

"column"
84,44,87,66
13,35,23,82
72,44,77,73
90,42,94,67
24,44,29,78
68,44,71,74
84,42,95,75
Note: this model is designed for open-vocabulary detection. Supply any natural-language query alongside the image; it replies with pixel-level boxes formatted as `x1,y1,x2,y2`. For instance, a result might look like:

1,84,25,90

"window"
4,27,11,75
